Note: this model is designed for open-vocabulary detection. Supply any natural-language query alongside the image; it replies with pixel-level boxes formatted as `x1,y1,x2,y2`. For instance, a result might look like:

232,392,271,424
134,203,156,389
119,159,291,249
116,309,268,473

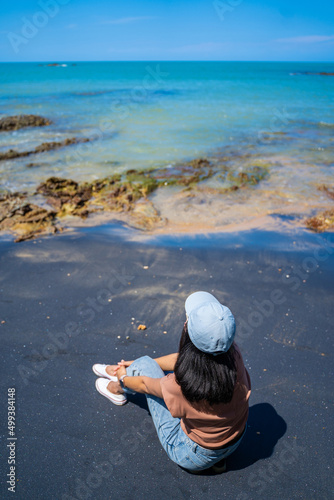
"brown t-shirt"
160,344,251,450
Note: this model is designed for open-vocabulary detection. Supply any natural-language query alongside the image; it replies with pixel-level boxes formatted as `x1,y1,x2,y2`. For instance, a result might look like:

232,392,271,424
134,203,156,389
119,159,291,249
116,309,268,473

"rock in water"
306,210,334,232
36,176,92,216
0,115,51,131
0,193,58,242
0,137,90,161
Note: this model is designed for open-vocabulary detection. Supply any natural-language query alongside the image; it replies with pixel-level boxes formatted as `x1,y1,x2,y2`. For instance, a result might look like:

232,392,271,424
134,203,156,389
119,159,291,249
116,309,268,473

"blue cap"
185,291,235,355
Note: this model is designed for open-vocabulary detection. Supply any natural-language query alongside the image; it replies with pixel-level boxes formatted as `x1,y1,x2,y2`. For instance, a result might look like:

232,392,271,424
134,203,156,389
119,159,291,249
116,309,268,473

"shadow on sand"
189,402,287,476
127,397,287,476
227,403,287,471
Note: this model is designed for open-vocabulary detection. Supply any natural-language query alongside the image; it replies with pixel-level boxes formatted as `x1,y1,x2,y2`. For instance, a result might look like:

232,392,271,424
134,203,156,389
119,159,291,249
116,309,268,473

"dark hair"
174,323,237,406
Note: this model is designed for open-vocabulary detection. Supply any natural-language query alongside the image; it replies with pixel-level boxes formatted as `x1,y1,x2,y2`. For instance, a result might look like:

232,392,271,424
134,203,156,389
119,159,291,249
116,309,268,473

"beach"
0,61,334,499
1,62,334,241
0,225,333,499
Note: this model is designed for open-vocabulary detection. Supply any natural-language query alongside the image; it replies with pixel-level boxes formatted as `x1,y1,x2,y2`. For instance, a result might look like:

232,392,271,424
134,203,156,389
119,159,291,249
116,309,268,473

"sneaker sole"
95,379,127,406
92,364,118,381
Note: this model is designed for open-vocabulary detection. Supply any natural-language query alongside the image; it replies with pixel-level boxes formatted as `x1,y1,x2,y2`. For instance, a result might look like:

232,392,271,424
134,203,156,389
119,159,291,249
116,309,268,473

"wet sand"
0,225,333,499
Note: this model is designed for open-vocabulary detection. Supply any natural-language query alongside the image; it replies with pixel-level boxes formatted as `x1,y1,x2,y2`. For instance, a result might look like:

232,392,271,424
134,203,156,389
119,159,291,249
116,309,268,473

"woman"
93,291,251,472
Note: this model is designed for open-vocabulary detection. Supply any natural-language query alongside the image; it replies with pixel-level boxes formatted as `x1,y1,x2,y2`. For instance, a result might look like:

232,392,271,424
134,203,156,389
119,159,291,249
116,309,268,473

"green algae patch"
0,155,273,242
194,164,270,195
226,165,269,188
125,170,158,196
151,158,214,187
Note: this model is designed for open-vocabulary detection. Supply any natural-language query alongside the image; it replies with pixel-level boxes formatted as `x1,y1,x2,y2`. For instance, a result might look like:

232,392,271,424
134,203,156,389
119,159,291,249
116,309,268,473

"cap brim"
185,291,221,316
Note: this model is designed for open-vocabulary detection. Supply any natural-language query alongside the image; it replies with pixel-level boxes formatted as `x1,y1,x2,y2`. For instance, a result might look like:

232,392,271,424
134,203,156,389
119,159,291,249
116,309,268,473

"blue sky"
0,0,333,62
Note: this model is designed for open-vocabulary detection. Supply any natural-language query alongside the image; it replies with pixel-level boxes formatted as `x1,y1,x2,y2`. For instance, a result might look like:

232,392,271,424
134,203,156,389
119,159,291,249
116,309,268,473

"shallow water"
0,61,333,231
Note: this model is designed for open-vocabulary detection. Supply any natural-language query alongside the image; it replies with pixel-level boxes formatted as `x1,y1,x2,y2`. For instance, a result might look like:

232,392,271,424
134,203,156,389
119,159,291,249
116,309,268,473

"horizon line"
1,59,334,64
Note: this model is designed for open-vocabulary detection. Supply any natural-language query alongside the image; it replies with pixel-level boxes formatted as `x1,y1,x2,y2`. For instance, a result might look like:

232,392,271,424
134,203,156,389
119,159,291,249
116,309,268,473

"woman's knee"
127,355,164,377
136,355,154,363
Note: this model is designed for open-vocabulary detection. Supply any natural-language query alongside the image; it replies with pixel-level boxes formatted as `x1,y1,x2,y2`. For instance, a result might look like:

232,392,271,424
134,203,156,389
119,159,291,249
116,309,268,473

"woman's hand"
107,380,124,394
118,359,134,368
106,359,132,376
116,365,127,380
105,364,122,376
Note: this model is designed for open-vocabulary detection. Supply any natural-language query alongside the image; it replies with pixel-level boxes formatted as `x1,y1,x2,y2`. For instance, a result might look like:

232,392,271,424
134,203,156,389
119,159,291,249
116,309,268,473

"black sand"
0,224,333,500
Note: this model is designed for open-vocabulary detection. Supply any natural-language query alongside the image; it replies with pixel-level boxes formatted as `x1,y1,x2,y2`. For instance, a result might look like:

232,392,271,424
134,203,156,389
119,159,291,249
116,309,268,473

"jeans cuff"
123,387,136,395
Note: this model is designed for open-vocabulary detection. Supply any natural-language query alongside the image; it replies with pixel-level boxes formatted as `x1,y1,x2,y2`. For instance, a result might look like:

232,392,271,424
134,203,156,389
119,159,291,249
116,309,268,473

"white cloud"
101,16,157,25
275,35,334,44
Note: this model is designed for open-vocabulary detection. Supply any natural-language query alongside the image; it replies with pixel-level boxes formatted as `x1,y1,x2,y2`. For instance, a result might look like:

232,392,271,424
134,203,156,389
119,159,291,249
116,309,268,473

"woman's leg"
124,356,245,472
124,356,222,471
125,356,182,459
125,355,165,379
125,355,179,430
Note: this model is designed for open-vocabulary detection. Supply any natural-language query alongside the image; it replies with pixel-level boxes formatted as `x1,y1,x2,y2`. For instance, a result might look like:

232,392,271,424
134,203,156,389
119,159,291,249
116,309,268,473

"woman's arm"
108,352,178,397
152,353,178,371
120,375,163,398
112,365,163,398
117,353,178,372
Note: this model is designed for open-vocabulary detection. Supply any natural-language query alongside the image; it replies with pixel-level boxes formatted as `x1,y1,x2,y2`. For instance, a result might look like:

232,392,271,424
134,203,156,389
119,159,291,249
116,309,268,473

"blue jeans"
125,355,245,472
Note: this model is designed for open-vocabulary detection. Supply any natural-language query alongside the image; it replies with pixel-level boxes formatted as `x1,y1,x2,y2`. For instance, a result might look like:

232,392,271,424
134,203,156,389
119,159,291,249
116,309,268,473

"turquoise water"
0,61,333,229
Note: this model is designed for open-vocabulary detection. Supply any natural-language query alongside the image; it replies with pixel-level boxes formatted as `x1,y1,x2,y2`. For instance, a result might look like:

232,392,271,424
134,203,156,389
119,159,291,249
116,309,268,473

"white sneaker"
92,364,118,381
95,378,127,406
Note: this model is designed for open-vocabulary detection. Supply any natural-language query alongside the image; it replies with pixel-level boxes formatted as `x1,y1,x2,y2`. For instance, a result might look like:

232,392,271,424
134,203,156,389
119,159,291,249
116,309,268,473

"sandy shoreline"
1,174,333,243
0,225,333,499
1,118,333,241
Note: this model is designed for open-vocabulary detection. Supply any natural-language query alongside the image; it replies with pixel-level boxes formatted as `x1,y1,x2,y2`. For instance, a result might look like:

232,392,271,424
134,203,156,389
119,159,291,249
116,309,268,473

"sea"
0,61,333,230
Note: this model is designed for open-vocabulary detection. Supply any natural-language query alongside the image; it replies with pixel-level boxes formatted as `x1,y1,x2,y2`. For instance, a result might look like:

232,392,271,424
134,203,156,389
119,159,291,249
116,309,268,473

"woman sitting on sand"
93,291,251,473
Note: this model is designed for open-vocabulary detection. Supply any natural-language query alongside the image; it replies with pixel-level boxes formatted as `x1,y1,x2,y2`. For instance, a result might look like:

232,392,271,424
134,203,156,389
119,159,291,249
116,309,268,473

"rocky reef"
318,184,334,200
0,172,164,241
4,150,331,240
150,158,214,186
0,114,51,131
0,156,273,242
0,193,58,242
0,137,90,161
305,185,334,232
224,165,268,190
306,210,334,232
